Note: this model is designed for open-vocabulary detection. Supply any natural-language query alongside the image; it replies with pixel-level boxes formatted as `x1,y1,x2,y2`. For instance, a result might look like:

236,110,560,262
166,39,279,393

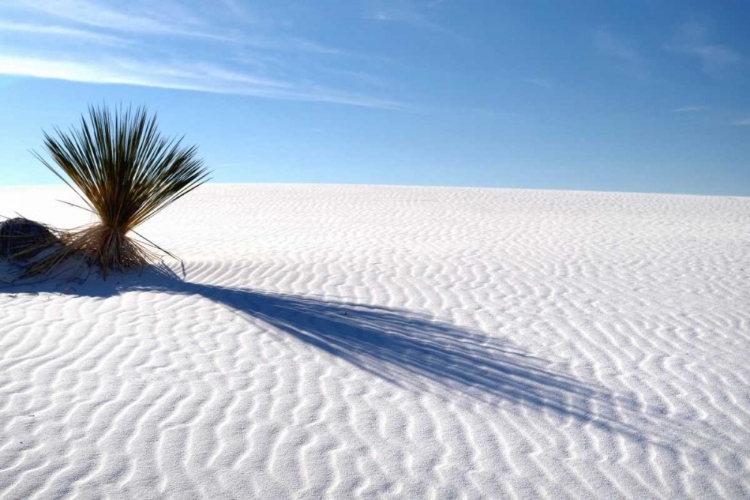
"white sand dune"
1,184,749,499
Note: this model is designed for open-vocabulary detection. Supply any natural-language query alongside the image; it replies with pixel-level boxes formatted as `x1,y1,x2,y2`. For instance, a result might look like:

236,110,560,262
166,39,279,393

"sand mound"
0,217,58,261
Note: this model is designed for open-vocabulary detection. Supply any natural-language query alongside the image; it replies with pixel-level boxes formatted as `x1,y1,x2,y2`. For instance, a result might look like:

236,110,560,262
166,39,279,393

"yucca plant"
27,105,209,278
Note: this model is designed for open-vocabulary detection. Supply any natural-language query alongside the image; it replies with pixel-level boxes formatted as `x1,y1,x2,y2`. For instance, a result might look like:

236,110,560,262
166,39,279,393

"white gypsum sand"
0,184,748,499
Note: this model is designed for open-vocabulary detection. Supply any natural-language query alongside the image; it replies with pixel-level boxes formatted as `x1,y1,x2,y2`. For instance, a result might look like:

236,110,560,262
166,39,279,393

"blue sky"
0,0,748,195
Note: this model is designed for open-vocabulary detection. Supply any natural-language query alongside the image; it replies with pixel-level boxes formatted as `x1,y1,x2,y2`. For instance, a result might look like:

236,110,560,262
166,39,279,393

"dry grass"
25,105,209,278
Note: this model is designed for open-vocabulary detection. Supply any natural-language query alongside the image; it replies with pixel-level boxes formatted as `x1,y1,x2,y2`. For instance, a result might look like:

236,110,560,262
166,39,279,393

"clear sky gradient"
1,0,748,195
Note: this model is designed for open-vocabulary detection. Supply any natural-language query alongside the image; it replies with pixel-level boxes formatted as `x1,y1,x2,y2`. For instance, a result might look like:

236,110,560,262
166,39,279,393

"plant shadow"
1,265,644,440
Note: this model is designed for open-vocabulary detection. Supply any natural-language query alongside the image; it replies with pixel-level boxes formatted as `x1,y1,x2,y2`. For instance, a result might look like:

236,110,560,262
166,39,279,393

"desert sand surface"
1,184,749,499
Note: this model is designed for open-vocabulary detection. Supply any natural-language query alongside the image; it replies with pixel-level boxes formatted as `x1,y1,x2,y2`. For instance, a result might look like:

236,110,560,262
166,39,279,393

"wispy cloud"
665,21,744,77
0,52,406,109
366,0,467,41
0,0,405,109
730,117,750,126
0,19,126,44
594,28,648,80
674,105,708,113
668,44,743,76
8,0,341,50
526,78,553,89
10,0,196,36
220,0,254,22
368,0,440,23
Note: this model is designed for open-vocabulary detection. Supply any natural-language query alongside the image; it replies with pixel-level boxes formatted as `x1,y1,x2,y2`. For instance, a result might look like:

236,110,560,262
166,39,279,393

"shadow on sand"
1,265,641,438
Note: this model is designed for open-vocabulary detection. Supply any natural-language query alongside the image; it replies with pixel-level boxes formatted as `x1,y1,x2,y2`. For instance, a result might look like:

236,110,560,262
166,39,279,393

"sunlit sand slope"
1,184,749,499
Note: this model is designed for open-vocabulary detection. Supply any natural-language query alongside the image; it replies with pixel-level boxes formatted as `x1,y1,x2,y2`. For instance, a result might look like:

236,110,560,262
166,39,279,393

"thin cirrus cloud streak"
593,28,648,80
0,54,407,110
0,0,407,110
0,20,126,44
674,105,708,113
12,0,316,50
526,78,553,89
367,0,469,43
664,21,744,77
11,0,351,54
10,0,204,36
730,117,750,126
665,43,743,76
